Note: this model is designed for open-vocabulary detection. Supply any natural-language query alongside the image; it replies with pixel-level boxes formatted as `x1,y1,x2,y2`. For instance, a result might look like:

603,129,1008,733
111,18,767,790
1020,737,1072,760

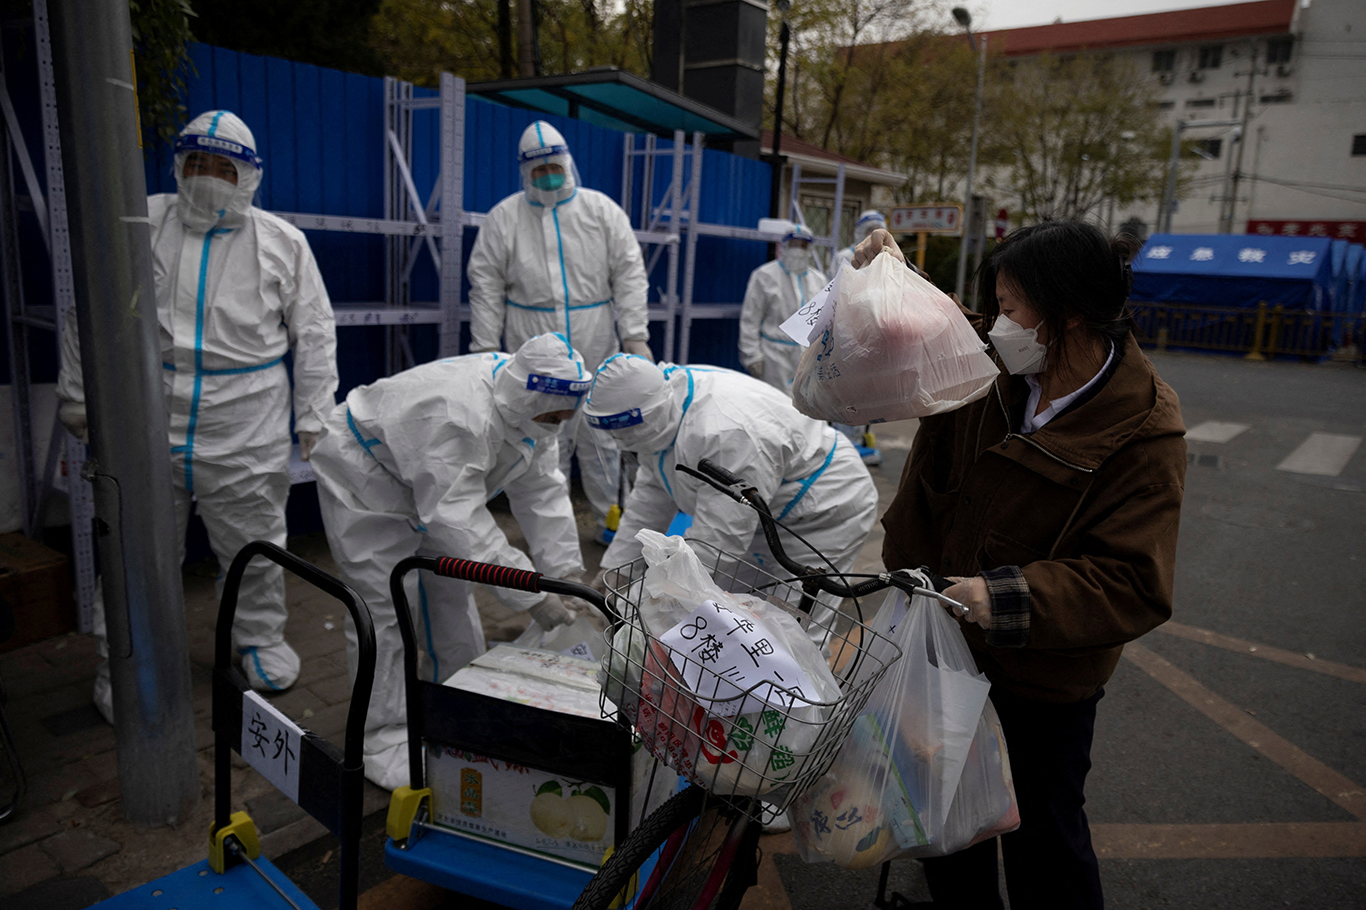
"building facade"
979,0,1365,239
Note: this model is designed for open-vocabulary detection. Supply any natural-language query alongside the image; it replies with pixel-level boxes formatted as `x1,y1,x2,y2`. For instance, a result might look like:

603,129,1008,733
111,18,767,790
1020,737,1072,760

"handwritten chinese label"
658,600,815,717
779,267,842,347
241,690,304,803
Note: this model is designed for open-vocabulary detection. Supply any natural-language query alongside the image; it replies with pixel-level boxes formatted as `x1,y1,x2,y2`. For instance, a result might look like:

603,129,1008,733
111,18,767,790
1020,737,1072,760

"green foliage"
370,0,652,88
129,0,196,146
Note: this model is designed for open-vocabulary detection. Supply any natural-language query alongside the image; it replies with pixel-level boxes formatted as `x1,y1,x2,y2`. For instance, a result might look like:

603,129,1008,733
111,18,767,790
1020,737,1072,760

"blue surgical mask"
532,172,566,191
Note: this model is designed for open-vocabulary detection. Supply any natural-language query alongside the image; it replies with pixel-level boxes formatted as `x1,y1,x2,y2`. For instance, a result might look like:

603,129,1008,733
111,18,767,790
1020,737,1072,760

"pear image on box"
529,780,610,841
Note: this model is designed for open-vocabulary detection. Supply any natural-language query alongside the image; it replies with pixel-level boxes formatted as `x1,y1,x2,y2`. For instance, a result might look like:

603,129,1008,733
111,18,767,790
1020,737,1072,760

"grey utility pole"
48,0,199,825
953,7,986,303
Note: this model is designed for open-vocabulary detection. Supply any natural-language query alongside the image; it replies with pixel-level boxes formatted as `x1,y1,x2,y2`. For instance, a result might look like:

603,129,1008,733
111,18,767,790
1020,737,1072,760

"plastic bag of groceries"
789,588,1018,867
600,530,840,799
791,252,999,424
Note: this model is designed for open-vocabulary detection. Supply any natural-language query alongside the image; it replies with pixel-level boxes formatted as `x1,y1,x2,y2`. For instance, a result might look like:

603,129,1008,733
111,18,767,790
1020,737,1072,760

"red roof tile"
981,0,1295,55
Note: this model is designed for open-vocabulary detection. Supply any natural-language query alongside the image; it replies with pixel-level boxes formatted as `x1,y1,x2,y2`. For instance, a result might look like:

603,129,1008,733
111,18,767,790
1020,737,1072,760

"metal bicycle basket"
597,541,903,815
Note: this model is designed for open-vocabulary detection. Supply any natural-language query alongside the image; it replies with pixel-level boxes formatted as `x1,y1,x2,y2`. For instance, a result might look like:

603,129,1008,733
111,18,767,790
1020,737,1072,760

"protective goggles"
526,374,592,396
585,408,644,430
518,143,570,164
175,133,264,170
783,229,816,245
856,213,886,228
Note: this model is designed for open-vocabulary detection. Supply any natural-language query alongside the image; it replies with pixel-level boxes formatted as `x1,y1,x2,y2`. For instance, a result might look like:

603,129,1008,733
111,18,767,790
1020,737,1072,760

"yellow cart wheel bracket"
387,786,432,842
606,503,622,533
208,811,260,874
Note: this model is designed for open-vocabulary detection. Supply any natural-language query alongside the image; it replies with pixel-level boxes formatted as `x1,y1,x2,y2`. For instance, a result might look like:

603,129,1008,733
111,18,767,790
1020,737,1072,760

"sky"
972,0,1263,30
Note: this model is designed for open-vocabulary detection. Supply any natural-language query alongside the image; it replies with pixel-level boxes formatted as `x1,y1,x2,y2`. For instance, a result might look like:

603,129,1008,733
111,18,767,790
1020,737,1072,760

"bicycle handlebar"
415,555,620,626
684,459,969,618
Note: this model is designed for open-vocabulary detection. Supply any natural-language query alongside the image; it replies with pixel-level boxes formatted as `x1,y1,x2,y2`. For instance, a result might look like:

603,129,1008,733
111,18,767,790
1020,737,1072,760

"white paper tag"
779,266,842,347
658,600,815,717
241,690,305,803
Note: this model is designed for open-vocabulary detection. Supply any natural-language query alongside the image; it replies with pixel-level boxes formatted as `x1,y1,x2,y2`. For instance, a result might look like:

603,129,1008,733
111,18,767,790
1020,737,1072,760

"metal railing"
1131,301,1366,364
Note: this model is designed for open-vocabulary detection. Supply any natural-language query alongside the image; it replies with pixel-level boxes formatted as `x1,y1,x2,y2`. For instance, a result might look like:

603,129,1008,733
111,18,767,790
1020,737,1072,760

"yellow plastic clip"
386,786,432,842
606,503,622,533
208,811,260,874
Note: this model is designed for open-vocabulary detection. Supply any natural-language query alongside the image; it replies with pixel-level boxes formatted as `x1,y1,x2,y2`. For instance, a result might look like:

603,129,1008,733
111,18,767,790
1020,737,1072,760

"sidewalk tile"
0,841,62,897
40,828,122,873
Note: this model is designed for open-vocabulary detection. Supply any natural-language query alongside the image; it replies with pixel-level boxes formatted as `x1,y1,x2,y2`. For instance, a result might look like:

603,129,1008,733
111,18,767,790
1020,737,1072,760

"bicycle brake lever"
887,568,970,619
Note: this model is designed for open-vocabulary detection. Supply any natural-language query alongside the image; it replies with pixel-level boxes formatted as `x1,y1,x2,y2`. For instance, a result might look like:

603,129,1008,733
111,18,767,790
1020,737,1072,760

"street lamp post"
953,7,985,305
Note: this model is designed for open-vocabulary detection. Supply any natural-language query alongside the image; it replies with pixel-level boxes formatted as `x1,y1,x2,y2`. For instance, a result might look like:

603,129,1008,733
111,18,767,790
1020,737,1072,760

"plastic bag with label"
791,253,999,424
789,589,1018,866
599,530,841,799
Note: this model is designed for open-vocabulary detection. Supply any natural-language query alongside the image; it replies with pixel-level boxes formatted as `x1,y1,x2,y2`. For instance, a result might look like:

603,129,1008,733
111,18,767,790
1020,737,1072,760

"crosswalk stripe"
1186,420,1251,444
1276,432,1363,477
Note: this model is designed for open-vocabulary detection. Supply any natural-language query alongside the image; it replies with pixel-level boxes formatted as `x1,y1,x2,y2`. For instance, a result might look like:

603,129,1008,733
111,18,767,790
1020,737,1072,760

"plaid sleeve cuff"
981,566,1030,648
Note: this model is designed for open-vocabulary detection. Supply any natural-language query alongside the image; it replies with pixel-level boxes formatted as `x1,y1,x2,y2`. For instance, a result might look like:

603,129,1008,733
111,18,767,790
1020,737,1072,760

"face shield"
780,224,816,274
584,354,681,455
492,333,592,443
519,121,580,207
852,210,886,245
173,110,263,231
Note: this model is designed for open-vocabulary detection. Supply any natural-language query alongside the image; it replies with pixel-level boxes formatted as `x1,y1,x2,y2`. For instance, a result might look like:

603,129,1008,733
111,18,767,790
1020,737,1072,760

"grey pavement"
1,349,1363,909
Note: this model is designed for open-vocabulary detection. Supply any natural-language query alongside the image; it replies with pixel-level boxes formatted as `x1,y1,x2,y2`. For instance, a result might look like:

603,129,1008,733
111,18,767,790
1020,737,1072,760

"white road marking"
1275,433,1363,477
1186,421,1252,444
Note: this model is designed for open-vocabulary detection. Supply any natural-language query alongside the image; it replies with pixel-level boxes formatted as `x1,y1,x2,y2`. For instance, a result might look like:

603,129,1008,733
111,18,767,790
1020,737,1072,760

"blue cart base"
95,857,318,910
385,832,596,910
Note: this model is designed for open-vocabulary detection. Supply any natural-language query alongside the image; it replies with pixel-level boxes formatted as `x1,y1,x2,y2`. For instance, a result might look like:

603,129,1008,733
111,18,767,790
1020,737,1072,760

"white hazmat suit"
834,210,887,270
738,225,826,395
467,121,650,534
57,110,338,715
309,333,589,789
586,356,876,645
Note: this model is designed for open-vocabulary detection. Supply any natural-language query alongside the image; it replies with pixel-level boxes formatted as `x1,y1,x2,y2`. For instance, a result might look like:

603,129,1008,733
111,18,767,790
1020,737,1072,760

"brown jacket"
881,333,1187,702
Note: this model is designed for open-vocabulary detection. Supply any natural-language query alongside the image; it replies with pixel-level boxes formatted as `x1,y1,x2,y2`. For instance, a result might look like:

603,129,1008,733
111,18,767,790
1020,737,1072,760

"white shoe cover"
239,642,301,692
364,729,413,791
93,664,114,726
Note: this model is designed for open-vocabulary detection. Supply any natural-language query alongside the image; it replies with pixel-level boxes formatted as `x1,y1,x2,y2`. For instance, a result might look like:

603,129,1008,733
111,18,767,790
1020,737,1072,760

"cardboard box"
0,532,76,652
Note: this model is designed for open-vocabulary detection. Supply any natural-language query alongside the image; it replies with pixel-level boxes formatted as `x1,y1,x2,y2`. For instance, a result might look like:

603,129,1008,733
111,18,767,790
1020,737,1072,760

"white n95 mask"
781,247,811,273
177,175,239,231
988,313,1048,375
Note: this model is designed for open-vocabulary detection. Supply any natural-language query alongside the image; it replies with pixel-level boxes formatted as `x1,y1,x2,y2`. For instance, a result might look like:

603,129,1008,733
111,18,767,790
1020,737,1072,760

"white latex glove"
851,228,905,269
298,431,319,461
529,593,576,631
745,360,764,379
58,401,88,444
622,338,654,362
944,575,991,630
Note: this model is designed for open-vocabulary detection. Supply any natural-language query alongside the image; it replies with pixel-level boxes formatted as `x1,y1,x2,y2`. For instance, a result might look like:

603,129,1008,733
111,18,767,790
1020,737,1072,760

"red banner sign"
1246,220,1366,241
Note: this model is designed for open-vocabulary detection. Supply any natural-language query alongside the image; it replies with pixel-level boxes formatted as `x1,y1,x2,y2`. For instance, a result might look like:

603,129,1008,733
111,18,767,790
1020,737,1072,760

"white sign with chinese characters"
659,600,815,718
241,690,304,803
779,266,842,346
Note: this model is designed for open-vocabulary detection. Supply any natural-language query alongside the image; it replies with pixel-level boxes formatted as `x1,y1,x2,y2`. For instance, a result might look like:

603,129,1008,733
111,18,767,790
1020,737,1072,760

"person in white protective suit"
308,333,591,790
466,120,650,543
738,224,826,395
56,110,338,719
585,355,876,646
834,210,887,271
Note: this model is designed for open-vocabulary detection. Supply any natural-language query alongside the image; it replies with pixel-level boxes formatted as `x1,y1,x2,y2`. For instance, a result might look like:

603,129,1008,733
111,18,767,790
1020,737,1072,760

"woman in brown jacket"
853,221,1187,909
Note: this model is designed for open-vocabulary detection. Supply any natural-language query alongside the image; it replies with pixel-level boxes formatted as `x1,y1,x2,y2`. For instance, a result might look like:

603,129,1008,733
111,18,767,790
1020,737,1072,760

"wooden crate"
0,532,76,652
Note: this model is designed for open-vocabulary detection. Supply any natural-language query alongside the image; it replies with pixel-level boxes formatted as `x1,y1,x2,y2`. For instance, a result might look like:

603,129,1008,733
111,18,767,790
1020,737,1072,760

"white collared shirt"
1021,342,1116,434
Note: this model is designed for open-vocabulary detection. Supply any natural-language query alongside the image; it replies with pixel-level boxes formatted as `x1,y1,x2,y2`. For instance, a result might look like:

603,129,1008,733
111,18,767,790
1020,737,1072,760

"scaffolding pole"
48,0,199,825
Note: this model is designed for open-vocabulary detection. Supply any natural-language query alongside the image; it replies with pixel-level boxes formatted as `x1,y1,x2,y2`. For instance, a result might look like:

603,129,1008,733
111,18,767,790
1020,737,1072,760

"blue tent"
1344,243,1365,313
1131,233,1336,310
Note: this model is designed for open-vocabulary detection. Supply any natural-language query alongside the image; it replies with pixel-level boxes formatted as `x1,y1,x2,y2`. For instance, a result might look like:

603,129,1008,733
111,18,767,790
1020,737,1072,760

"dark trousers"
921,687,1105,910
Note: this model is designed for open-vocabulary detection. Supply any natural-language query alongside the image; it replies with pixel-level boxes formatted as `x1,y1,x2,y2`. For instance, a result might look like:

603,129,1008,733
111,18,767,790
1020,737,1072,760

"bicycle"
385,458,964,910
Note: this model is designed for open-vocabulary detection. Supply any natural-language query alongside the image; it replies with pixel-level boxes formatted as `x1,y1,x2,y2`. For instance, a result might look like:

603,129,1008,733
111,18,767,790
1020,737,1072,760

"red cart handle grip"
432,557,542,593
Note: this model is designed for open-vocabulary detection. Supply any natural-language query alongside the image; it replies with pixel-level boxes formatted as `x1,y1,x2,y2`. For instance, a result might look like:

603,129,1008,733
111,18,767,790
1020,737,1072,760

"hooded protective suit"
57,110,338,715
738,224,826,395
309,333,589,789
834,210,887,270
586,356,876,645
466,121,650,529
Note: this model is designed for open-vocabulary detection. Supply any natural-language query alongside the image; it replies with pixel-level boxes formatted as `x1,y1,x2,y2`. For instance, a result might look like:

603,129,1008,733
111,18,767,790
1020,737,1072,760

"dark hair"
977,220,1138,371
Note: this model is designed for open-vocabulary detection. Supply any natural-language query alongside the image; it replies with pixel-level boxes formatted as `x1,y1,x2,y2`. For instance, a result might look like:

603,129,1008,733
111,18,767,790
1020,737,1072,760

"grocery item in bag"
791,253,999,424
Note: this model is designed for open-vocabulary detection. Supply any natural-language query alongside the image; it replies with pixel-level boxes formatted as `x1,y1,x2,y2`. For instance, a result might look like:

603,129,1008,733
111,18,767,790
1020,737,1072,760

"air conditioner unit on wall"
1159,72,1174,84
1188,71,1205,83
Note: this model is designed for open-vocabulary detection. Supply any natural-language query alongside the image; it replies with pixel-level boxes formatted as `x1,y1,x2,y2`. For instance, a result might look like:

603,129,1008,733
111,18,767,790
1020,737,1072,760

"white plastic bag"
599,530,841,799
789,589,1018,866
791,253,999,424
514,614,605,661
